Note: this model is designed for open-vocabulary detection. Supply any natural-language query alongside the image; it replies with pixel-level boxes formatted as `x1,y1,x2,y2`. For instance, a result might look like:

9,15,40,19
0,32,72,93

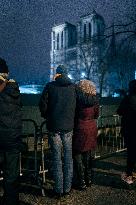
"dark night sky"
0,0,136,84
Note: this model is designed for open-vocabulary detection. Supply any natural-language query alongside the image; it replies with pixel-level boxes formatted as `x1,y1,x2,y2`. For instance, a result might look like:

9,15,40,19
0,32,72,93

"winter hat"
56,65,67,75
0,58,9,74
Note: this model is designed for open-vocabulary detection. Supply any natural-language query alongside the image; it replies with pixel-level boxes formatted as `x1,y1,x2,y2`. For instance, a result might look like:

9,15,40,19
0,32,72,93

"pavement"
1,151,136,205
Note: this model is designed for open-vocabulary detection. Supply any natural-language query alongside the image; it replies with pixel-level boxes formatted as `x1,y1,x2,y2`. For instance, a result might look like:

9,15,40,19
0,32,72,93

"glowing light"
19,85,44,94
68,74,73,79
81,72,86,78
112,93,120,97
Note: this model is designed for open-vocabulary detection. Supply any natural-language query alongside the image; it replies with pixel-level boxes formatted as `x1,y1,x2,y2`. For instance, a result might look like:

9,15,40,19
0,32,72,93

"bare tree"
78,37,98,79
111,38,136,91
77,19,136,97
105,22,136,94
77,35,107,97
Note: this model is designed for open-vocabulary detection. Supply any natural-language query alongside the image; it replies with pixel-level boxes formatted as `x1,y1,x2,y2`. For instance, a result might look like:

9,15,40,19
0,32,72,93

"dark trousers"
0,150,20,205
73,151,93,185
126,143,136,176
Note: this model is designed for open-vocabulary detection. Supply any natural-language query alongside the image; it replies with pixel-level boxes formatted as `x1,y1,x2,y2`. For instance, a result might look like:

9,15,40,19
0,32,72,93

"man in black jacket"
117,80,136,185
39,65,76,197
0,58,22,205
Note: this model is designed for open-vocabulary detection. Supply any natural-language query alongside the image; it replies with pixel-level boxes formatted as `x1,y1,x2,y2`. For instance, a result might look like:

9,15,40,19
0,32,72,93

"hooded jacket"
39,75,76,132
0,79,22,151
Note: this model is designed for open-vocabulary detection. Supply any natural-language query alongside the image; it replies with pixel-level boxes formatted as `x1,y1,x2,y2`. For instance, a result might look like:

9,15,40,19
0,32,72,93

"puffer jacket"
39,75,76,132
73,95,99,153
0,79,22,151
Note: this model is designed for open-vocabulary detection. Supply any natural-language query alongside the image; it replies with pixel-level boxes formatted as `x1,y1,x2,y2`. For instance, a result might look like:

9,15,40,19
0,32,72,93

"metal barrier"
0,115,126,194
21,119,47,196
20,115,127,196
95,114,126,159
40,120,50,185
39,115,126,161
39,115,126,165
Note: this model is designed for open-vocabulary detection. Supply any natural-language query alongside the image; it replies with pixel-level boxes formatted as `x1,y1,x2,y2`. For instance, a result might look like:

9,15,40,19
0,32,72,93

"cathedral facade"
50,10,106,93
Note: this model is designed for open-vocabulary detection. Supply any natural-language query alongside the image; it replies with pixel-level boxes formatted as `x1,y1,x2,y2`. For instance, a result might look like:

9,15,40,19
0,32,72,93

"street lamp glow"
81,72,86,78
68,74,73,79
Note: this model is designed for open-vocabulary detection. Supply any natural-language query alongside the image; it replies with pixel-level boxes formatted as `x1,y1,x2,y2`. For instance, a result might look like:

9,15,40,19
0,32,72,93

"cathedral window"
57,33,59,50
84,24,86,41
53,31,55,40
89,23,91,38
61,31,63,48
53,41,55,50
52,31,55,50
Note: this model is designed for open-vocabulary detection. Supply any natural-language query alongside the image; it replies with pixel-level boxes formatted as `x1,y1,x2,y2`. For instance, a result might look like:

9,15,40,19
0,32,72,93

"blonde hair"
77,80,96,96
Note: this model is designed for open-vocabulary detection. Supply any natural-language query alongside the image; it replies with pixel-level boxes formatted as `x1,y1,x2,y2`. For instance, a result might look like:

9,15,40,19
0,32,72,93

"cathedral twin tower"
50,10,105,86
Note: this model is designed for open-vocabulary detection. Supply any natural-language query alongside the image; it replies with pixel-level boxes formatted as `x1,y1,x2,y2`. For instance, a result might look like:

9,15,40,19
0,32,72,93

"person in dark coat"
117,80,136,185
39,65,76,197
73,80,99,190
0,58,22,205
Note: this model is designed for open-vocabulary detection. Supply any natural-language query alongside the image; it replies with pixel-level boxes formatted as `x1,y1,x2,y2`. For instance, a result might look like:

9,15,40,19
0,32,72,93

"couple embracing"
39,64,99,198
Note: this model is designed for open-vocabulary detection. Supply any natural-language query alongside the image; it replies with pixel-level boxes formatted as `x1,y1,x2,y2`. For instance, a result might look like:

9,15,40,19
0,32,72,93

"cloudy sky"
0,0,136,83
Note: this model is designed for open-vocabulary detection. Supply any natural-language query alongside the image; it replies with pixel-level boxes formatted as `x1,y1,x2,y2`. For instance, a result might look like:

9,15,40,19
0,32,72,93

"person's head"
129,80,136,95
56,65,67,75
77,80,96,96
0,58,9,78
53,65,68,80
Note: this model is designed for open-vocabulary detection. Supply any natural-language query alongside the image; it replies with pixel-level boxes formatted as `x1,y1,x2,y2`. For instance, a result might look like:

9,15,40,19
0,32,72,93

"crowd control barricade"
39,120,51,184
20,115,126,193
95,114,126,159
39,116,126,169
21,119,48,196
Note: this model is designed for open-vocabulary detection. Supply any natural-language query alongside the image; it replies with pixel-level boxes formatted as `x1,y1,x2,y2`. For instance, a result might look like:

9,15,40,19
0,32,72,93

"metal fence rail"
39,115,126,160
20,119,47,196
0,115,126,194
95,115,126,159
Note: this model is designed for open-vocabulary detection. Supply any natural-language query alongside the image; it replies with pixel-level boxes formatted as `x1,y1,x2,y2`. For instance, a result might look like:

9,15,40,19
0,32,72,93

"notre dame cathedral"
50,10,135,96
50,10,106,93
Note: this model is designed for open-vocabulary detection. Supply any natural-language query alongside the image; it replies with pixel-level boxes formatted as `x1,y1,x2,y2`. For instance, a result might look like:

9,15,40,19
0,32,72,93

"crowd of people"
0,58,136,204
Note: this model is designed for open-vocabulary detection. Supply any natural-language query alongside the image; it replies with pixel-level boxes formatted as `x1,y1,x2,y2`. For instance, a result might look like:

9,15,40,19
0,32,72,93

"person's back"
0,79,22,151
117,80,136,185
73,80,99,190
39,65,76,198
40,75,76,132
0,58,22,205
117,80,136,143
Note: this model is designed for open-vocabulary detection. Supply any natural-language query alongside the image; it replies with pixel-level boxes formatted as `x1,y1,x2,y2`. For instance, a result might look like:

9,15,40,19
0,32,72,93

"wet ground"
1,151,136,205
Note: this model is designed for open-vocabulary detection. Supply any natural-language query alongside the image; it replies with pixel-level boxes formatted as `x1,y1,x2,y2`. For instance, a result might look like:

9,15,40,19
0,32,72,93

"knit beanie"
56,65,67,75
0,58,9,74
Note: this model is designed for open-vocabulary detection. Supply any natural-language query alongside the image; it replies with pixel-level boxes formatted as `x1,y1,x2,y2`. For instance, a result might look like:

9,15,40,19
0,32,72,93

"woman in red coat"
73,80,99,190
